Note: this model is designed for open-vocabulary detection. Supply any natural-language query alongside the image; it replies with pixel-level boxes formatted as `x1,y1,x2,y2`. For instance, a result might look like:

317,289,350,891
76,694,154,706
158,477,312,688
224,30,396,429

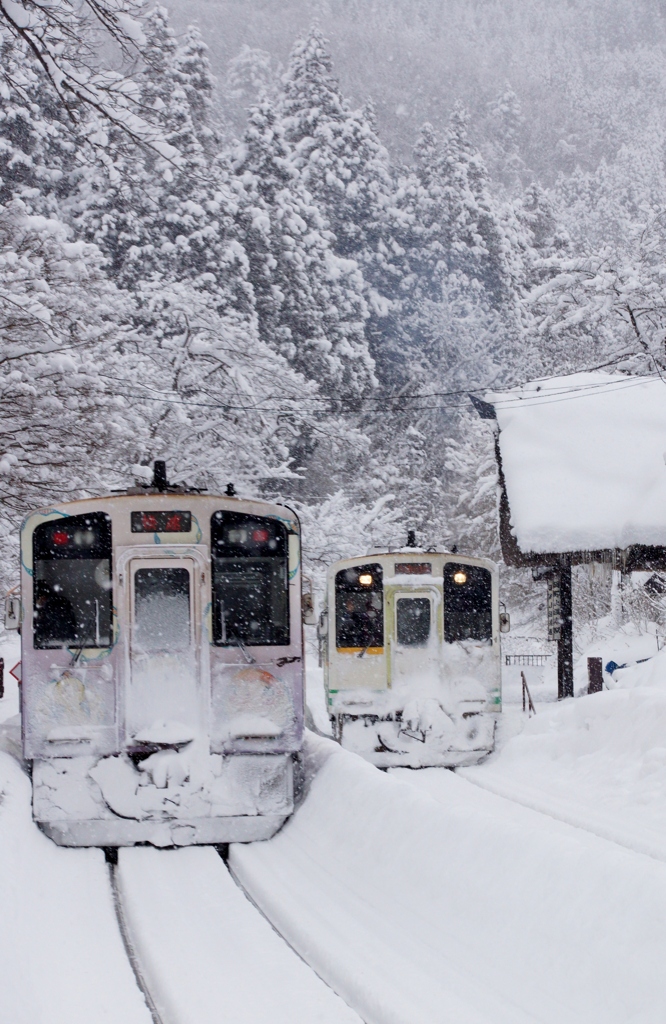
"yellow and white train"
319,549,505,768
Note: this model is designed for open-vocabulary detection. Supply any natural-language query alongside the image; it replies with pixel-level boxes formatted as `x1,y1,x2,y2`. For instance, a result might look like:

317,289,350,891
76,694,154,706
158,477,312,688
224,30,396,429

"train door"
389,587,441,689
124,554,205,741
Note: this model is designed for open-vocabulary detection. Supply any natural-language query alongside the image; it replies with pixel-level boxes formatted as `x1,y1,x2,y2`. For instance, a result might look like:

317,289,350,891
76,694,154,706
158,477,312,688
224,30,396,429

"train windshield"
396,597,431,646
335,564,383,649
211,512,290,646
33,512,112,649
134,567,191,654
443,562,492,643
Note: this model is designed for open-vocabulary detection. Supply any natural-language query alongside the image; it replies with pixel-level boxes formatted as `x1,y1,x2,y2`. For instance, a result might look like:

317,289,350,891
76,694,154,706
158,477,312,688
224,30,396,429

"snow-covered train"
9,465,308,848
319,549,506,767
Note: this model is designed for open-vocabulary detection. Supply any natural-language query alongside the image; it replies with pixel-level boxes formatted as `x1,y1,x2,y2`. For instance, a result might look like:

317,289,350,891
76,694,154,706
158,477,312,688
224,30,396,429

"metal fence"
505,654,552,667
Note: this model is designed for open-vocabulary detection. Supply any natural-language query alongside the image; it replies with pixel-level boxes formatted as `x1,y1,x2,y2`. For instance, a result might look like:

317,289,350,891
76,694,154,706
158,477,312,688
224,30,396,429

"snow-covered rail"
231,734,666,1024
452,687,666,866
113,845,361,1024
456,766,666,863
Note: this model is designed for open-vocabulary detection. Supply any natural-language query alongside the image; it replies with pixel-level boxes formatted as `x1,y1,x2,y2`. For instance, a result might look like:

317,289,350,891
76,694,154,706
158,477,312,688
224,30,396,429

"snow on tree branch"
0,0,179,162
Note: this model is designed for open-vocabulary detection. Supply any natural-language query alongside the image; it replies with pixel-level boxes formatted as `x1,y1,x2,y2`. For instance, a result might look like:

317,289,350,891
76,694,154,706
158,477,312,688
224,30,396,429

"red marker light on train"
52,531,69,546
252,528,269,543
142,513,158,531
165,514,183,532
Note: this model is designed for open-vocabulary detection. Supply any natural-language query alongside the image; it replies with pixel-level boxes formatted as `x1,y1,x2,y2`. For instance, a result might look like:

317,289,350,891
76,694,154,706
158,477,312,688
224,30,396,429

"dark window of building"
33,512,112,649
443,562,492,643
396,597,431,646
211,512,290,646
335,564,383,649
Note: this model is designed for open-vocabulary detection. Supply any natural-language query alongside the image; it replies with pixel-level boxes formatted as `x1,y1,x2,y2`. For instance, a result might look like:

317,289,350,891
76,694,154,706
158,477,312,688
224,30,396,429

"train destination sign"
131,511,192,533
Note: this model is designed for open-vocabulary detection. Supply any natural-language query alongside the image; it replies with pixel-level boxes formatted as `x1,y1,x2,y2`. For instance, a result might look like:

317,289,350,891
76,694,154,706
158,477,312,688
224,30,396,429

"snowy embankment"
0,749,151,1024
115,846,361,1024
451,645,666,861
232,732,666,1024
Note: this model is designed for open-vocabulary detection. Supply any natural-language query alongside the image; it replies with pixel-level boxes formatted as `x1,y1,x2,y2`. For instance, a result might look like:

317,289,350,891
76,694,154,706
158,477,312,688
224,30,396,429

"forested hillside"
1,0,666,601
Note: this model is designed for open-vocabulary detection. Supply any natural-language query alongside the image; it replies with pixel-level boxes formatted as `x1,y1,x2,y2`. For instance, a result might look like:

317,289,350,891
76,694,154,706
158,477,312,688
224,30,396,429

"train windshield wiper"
232,638,256,664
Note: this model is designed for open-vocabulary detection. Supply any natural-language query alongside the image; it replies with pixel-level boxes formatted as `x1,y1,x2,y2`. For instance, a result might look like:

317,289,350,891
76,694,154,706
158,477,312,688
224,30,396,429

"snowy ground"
456,649,666,861
116,846,360,1024
5,629,666,1022
0,749,152,1024
232,731,666,1024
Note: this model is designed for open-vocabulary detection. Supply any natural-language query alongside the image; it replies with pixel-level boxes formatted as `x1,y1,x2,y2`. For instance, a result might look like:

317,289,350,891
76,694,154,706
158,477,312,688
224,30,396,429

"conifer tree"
277,28,404,384
486,86,528,193
233,98,374,397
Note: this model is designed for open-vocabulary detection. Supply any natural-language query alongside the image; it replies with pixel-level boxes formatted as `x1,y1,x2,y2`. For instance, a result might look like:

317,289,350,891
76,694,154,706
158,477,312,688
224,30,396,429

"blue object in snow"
605,657,651,676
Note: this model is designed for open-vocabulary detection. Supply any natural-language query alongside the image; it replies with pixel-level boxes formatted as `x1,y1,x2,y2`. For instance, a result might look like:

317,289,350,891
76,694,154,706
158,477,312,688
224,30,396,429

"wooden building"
473,373,666,697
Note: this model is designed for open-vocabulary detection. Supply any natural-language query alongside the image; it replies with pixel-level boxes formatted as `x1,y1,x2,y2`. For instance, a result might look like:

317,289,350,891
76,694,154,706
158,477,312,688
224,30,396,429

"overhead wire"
489,372,663,410
96,353,649,416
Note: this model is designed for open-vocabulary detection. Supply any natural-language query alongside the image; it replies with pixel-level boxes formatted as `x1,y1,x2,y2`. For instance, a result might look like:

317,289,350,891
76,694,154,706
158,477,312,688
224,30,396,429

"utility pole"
558,560,574,699
534,560,574,699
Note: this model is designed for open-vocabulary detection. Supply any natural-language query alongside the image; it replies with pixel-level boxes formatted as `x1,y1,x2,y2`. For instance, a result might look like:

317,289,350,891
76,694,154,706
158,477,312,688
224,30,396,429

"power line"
489,373,661,410
97,354,642,415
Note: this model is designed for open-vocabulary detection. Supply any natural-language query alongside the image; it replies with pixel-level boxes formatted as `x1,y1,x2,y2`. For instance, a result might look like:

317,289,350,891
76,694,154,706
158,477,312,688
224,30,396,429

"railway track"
109,845,361,1024
456,766,666,864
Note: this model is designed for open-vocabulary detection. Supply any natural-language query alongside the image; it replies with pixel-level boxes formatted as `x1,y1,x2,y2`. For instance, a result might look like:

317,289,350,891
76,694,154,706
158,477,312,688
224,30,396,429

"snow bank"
605,642,666,690
305,647,333,735
572,619,665,694
0,752,151,1024
489,372,666,552
116,845,360,1024
232,732,666,1024
459,662,666,859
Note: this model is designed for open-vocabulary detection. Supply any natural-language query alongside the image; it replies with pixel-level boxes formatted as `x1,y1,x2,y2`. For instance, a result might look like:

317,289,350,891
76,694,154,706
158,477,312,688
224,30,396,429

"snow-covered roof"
487,372,666,554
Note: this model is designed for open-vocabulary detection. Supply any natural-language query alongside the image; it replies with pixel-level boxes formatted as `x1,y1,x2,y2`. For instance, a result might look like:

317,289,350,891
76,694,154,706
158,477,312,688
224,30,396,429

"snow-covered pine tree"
70,7,322,495
438,105,514,308
173,25,221,161
0,0,179,169
232,97,381,504
528,127,666,374
233,98,374,398
485,86,528,194
0,33,81,216
277,27,405,385
279,30,393,259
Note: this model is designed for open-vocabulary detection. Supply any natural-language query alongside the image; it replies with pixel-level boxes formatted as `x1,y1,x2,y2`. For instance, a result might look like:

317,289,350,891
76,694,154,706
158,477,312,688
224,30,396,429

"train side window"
443,563,492,643
33,512,112,649
335,564,383,650
211,512,290,646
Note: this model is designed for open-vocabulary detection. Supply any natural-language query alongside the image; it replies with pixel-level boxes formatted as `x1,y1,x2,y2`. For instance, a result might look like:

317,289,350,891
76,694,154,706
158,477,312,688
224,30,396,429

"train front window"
33,513,112,649
396,597,431,646
134,568,191,655
443,563,492,643
211,512,289,646
335,564,383,649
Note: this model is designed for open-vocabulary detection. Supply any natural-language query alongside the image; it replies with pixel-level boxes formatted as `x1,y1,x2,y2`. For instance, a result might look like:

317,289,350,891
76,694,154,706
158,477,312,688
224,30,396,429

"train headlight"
453,570,467,585
358,573,373,587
